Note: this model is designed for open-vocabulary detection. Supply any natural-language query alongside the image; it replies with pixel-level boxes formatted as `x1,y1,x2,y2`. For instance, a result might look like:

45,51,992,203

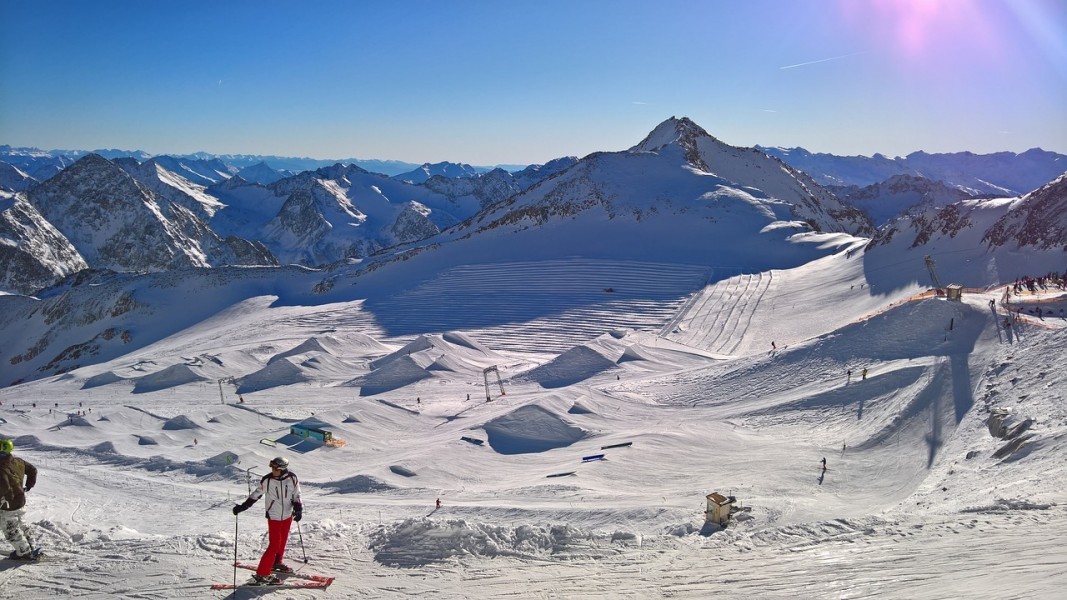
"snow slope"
0,246,1064,598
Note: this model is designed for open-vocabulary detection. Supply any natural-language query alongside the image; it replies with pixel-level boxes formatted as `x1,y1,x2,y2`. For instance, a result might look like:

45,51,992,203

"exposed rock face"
868,172,1067,253
393,161,480,184
0,193,88,294
423,168,523,210
0,161,37,193
24,154,276,276
842,174,974,226
983,173,1067,251
391,202,441,243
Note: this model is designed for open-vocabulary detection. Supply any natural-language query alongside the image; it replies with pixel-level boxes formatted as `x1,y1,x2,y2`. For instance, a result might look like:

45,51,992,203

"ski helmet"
269,456,289,469
0,439,13,454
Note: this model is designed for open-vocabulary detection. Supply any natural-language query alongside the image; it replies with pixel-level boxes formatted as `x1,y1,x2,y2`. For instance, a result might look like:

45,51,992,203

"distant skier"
861,368,868,380
0,439,40,561
771,341,776,350
820,457,827,470
847,369,852,382
436,498,441,509
233,456,303,586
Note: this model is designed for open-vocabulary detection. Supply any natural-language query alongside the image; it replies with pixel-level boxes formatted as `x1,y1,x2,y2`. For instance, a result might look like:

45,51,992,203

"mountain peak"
630,116,713,154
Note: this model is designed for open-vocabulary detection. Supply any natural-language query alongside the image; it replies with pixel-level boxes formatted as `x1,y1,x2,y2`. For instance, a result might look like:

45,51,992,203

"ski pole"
232,513,239,599
297,521,308,563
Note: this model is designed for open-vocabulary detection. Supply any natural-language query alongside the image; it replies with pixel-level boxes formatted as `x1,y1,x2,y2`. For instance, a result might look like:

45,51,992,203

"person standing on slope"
0,439,40,561
233,456,303,586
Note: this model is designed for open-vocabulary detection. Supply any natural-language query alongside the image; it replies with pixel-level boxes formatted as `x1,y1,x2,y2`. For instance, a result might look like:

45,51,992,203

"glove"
293,502,303,522
232,499,254,515
23,486,32,492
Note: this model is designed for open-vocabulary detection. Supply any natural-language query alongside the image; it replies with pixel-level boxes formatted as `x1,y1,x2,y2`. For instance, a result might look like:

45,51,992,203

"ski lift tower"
483,365,505,402
924,255,944,293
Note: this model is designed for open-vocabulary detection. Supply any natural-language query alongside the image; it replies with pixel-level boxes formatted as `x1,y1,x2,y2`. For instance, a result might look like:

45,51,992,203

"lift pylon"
483,366,505,402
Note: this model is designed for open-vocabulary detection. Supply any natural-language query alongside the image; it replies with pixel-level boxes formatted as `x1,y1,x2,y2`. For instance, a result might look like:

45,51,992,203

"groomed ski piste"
1,247,1066,598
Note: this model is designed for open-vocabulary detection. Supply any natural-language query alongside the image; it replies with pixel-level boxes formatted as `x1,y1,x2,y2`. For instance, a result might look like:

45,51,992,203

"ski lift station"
945,284,963,301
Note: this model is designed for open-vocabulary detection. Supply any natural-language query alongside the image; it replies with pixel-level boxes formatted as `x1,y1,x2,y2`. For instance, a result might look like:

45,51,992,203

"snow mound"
136,435,159,446
268,336,339,363
318,474,395,493
63,414,93,427
389,465,417,477
162,415,201,431
342,415,360,423
370,518,612,566
426,354,469,372
206,451,240,467
237,358,308,393
341,332,395,355
520,345,618,388
568,403,594,415
352,356,433,396
371,332,499,372
81,371,129,389
133,364,208,393
295,416,334,430
483,405,587,455
92,441,119,454
440,331,491,351
617,345,651,363
206,413,243,425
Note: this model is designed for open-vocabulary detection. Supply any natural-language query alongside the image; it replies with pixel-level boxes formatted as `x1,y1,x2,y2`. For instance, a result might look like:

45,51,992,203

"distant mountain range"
758,145,1065,196
2,119,1065,298
2,117,1066,386
0,144,522,179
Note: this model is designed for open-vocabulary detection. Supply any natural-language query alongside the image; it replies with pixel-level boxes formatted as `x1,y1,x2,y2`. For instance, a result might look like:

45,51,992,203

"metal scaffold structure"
483,366,505,402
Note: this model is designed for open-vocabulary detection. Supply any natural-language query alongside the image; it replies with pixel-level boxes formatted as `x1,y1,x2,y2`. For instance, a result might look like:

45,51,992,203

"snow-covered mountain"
24,154,275,275
235,161,288,185
209,163,479,265
841,174,975,226
0,184,1064,597
0,192,88,294
864,174,1066,293
983,172,1067,252
510,156,579,189
148,156,237,186
112,157,225,221
760,145,1067,196
0,161,37,192
1,119,1066,599
393,162,480,184
354,117,870,289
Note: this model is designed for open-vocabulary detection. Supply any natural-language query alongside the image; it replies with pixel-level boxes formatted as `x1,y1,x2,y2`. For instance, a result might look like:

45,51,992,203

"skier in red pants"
233,456,303,586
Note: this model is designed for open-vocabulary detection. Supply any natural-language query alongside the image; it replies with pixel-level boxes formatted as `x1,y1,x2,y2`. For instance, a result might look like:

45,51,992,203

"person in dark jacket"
0,439,39,560
233,456,303,586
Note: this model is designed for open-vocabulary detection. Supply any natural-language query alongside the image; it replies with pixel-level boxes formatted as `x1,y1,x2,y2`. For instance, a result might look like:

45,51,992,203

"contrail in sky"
779,52,863,70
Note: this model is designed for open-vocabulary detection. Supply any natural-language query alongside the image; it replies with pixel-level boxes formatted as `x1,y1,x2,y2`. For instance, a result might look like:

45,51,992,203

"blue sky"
1,0,1064,165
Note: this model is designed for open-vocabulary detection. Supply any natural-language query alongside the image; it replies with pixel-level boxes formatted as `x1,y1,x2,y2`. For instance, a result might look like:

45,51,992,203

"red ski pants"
256,517,293,576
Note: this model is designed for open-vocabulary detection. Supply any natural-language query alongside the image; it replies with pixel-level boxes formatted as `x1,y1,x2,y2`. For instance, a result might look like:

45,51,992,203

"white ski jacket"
245,471,301,521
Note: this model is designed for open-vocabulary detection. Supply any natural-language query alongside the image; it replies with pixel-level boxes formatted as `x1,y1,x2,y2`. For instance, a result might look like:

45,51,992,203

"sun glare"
840,0,999,62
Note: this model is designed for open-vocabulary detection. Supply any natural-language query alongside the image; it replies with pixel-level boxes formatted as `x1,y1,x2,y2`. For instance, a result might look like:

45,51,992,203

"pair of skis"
210,562,334,590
